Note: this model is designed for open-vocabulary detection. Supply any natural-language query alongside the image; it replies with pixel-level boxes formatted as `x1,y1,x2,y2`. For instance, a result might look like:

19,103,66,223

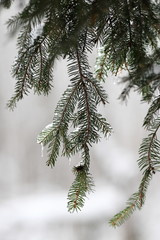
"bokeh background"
0,1,160,240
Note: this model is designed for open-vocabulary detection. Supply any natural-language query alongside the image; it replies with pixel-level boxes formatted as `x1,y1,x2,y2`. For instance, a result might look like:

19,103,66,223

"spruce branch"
37,80,80,166
138,118,160,172
143,96,160,128
109,169,152,227
110,119,160,227
37,48,111,210
67,164,94,213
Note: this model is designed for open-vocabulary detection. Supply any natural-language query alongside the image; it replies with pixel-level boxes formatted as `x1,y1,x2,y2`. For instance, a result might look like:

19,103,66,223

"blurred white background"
0,1,160,240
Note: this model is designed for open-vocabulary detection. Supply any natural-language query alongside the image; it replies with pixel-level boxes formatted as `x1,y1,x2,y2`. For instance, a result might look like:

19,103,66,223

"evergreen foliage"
110,118,160,227
67,165,94,212
1,0,160,226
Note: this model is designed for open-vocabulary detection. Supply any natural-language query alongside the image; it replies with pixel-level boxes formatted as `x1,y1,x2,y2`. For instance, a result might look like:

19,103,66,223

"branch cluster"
2,0,160,220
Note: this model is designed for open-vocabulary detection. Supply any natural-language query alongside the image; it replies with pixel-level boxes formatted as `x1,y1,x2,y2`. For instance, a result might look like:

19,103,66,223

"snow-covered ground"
0,187,125,240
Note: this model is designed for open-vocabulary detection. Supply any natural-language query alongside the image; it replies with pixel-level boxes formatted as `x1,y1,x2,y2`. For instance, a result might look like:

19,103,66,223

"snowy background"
0,2,160,240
